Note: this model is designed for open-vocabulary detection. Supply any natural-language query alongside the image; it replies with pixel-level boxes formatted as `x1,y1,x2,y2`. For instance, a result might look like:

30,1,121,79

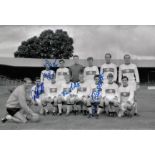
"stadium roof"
0,57,155,67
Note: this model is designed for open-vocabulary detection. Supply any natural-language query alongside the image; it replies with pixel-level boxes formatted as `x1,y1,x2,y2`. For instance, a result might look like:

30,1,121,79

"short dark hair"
105,53,112,58
124,54,131,59
73,55,79,58
87,57,93,61
122,76,128,81
94,74,99,79
59,59,65,63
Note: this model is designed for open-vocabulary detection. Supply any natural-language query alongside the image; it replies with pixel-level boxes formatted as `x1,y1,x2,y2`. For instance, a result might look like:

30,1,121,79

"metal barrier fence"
0,75,23,87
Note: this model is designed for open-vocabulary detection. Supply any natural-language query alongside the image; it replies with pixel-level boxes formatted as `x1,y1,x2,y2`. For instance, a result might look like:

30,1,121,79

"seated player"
87,74,102,118
58,74,77,116
118,76,135,117
74,74,91,115
43,77,60,115
1,78,40,123
31,77,49,115
98,73,119,117
56,59,70,85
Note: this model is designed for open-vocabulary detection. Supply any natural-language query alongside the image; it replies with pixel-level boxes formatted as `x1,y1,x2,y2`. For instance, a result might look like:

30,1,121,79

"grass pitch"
0,85,155,130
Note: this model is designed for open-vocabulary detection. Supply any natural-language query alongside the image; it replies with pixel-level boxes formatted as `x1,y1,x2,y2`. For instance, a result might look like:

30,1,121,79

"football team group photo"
0,25,155,129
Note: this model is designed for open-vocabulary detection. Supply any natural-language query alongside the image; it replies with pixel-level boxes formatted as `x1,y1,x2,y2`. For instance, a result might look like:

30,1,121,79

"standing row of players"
1,53,140,123
41,53,139,90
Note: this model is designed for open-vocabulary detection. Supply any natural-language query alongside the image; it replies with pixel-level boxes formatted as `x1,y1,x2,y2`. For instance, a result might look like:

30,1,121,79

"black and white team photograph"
0,25,155,129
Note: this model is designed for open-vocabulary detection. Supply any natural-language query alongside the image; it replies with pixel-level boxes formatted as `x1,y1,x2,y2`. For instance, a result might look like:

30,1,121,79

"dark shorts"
6,107,21,116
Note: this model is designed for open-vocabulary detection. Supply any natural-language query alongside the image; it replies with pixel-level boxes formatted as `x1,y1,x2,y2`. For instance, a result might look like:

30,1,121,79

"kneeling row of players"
31,73,137,118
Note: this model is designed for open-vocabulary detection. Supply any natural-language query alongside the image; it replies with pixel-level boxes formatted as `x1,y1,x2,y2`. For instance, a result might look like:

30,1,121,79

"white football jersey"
100,63,117,83
40,70,55,85
59,82,77,97
45,82,60,97
102,83,119,100
56,67,70,82
77,82,91,96
119,63,139,83
118,85,134,103
84,66,99,82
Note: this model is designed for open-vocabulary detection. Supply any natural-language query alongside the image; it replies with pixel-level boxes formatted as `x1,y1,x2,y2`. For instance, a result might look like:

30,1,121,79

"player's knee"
74,97,79,103
100,97,105,103
105,101,109,106
114,102,119,107
82,97,87,103
121,102,126,110
127,105,133,111
100,100,104,106
86,101,91,107
57,97,62,103
47,97,52,102
53,97,57,102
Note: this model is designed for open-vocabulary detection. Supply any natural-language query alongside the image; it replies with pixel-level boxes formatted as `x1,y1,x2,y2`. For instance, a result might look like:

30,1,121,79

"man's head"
124,54,131,65
73,55,79,65
45,63,50,70
87,57,93,67
35,77,41,86
23,77,32,89
79,73,84,83
122,76,128,87
105,53,111,64
94,74,100,84
107,73,114,84
59,59,65,68
65,74,70,83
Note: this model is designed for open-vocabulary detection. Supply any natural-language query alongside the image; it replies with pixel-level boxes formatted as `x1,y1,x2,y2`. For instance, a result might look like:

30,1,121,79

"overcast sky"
0,25,155,59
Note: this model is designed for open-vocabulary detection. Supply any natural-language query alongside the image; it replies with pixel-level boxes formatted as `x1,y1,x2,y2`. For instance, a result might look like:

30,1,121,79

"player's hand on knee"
42,102,48,107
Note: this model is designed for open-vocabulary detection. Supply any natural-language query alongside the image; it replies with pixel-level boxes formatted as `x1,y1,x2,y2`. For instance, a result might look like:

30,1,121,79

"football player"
97,73,119,117
58,74,77,115
84,57,99,85
74,73,91,115
40,63,55,87
87,74,102,118
56,59,70,85
119,54,140,115
43,76,60,115
31,77,48,115
100,53,117,84
1,78,39,123
118,76,135,117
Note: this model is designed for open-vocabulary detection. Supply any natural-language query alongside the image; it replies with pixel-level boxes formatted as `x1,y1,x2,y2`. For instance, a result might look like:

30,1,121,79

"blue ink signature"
32,83,44,101
43,72,55,80
61,82,80,96
91,73,104,102
44,59,59,67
